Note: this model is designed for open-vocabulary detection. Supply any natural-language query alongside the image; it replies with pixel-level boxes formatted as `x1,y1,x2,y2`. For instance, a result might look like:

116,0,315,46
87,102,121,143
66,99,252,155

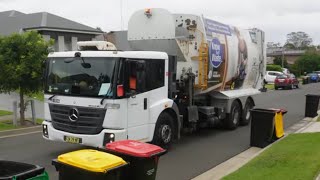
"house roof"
0,10,103,35
0,10,26,17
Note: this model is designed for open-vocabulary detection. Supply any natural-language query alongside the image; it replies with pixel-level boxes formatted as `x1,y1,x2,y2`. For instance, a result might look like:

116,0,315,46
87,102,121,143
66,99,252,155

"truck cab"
42,42,180,148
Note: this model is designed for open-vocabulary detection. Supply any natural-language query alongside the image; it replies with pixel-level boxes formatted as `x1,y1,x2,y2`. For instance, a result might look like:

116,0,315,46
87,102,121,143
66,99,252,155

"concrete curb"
193,113,320,180
0,125,42,138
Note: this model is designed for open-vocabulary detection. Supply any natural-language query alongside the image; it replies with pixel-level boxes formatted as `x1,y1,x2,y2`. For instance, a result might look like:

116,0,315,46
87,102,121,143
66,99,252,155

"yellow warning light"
144,8,152,18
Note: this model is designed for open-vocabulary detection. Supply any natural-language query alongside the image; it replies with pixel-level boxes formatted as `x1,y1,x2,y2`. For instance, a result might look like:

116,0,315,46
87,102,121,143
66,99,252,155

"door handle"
144,98,147,110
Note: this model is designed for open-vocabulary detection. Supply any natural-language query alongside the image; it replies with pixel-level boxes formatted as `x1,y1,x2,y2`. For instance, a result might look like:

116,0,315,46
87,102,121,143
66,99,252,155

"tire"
275,86,278,90
296,84,299,88
152,113,175,149
289,84,294,90
224,100,241,130
240,99,254,126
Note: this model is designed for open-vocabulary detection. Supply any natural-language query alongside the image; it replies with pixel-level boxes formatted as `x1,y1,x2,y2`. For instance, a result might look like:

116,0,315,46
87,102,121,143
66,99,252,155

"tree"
0,31,53,124
293,50,320,76
286,31,313,50
267,42,281,48
283,43,295,50
273,56,288,68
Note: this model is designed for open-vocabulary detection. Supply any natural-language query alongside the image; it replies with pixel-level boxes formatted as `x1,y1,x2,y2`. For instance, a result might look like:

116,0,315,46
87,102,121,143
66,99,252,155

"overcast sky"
0,0,319,45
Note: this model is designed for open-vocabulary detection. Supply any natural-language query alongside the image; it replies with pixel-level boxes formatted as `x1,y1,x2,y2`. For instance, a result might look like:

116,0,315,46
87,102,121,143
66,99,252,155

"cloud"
0,0,319,44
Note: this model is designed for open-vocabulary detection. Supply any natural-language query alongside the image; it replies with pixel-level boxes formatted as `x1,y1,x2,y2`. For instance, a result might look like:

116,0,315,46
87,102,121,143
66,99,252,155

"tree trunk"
19,90,25,125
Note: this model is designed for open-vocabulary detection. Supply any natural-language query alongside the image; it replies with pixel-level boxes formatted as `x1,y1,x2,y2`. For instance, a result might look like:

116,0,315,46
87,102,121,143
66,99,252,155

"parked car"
264,71,284,84
313,71,320,78
282,68,290,75
274,74,299,90
307,73,319,83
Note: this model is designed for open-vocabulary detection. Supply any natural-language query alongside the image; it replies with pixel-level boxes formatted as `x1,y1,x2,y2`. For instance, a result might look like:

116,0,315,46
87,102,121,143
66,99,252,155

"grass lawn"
0,110,13,116
0,121,16,131
24,118,44,125
265,84,275,90
0,118,43,131
223,133,320,180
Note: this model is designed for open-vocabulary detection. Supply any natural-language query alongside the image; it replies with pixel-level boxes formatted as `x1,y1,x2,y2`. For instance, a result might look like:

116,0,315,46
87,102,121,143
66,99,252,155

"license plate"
64,136,82,144
279,79,284,82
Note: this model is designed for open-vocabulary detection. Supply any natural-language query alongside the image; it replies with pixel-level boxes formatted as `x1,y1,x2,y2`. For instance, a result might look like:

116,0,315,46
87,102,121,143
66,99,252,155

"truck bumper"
42,121,127,148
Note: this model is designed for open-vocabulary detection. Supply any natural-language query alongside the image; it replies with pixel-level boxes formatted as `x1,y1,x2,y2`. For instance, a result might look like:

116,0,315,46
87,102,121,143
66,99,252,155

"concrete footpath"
193,113,320,180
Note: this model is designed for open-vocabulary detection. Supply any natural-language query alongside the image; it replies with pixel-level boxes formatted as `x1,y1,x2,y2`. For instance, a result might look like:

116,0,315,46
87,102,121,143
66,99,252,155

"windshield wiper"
48,94,56,101
100,86,113,105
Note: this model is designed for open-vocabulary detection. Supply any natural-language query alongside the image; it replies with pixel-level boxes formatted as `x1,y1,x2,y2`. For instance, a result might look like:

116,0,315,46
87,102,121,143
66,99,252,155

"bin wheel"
224,100,241,130
152,113,175,149
240,99,254,126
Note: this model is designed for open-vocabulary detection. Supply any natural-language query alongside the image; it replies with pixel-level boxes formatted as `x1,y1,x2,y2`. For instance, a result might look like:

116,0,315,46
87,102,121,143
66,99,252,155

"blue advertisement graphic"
210,38,224,68
204,18,231,37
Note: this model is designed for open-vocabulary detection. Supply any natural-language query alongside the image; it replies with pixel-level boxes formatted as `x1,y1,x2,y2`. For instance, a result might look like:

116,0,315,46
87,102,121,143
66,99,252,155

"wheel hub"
161,125,172,144
246,109,251,119
233,108,240,124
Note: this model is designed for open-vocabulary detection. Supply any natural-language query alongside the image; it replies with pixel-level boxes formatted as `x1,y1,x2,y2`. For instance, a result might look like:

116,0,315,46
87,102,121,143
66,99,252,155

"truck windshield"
45,57,118,98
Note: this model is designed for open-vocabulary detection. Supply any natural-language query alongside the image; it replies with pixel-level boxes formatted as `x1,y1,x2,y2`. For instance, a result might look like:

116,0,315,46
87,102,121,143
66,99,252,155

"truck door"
125,60,149,141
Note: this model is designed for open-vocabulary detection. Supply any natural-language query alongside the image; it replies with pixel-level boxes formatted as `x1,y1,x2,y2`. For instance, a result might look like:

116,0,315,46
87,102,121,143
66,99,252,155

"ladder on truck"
196,42,209,90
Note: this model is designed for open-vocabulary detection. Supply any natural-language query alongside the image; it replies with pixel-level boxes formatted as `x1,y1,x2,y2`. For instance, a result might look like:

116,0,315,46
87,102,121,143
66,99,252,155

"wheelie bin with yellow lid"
106,140,167,180
250,108,287,148
52,149,127,180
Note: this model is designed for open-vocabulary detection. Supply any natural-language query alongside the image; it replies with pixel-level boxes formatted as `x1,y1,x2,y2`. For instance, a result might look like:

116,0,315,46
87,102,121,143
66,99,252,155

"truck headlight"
103,133,115,146
43,124,49,138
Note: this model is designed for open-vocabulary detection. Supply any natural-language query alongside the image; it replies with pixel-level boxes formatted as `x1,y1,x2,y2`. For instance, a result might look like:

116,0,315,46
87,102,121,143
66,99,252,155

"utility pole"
282,48,285,68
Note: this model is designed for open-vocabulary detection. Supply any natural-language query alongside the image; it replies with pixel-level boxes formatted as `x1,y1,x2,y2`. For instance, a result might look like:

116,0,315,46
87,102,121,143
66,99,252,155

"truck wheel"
224,100,241,130
240,99,254,126
152,113,175,149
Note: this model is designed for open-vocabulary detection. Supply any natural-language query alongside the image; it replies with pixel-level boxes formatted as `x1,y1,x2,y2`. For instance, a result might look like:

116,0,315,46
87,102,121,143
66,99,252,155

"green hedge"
267,64,282,72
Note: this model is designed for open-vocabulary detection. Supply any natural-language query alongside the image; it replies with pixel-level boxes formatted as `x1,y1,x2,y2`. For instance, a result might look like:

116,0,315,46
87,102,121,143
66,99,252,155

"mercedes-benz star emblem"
69,108,79,122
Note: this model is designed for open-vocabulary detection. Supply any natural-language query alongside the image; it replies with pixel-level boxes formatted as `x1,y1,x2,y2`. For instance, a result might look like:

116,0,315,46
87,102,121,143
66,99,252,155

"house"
0,10,104,52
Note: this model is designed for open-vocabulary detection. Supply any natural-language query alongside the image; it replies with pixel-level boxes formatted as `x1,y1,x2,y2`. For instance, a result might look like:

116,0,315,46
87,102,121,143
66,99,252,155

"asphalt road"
1,83,319,180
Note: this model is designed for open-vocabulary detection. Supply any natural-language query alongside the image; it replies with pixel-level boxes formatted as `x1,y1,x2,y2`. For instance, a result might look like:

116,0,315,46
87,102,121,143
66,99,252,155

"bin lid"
269,108,287,114
106,140,165,158
57,149,126,173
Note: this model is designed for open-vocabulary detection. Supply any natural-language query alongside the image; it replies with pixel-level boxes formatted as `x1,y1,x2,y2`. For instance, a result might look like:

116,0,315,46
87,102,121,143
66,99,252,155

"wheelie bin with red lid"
106,140,167,180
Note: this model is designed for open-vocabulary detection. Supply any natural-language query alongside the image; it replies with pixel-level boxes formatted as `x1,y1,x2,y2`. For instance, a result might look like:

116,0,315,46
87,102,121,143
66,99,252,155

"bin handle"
269,108,287,115
150,150,167,158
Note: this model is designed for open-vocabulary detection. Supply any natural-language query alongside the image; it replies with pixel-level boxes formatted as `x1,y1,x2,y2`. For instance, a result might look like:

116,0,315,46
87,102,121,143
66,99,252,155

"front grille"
49,104,107,135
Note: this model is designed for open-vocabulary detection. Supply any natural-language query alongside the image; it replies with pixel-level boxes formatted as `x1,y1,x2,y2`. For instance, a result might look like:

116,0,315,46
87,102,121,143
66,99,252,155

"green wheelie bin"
0,161,48,180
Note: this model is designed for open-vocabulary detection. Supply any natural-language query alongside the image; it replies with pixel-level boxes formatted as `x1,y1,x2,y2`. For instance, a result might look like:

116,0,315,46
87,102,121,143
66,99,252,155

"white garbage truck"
42,8,266,148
